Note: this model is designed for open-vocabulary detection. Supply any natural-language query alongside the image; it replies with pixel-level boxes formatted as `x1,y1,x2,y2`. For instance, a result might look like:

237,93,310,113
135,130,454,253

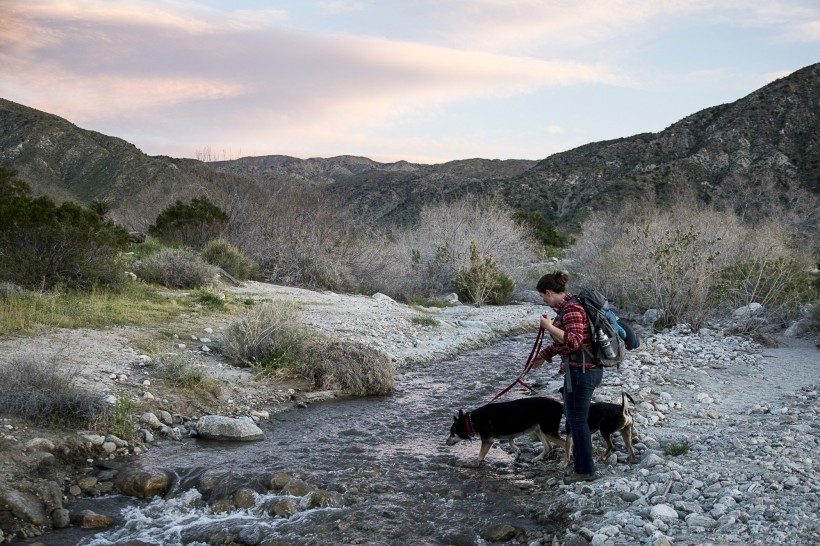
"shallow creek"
54,335,571,545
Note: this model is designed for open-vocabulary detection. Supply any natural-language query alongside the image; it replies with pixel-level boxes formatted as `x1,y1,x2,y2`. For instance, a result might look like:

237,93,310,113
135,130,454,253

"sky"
1,1,819,164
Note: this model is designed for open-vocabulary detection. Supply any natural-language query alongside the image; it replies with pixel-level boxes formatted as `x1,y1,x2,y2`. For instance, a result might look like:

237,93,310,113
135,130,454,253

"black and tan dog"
445,397,566,463
563,391,637,465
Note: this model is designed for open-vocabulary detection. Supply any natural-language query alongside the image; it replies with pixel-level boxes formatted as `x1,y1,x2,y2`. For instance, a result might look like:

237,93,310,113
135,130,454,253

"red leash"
488,326,545,403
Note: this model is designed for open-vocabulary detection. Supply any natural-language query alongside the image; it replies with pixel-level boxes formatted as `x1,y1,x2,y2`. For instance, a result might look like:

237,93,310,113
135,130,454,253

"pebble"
537,325,819,546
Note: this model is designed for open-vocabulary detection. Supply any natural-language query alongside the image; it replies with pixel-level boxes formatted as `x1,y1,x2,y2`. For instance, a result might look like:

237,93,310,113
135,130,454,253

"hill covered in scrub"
1,63,819,246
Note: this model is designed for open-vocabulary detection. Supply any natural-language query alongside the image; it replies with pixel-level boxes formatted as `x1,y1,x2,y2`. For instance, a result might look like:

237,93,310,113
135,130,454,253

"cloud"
0,0,622,158
423,0,820,53
545,125,566,135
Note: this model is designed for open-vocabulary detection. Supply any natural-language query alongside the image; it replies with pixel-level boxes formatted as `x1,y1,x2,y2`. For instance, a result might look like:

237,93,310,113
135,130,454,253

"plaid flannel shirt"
538,293,595,373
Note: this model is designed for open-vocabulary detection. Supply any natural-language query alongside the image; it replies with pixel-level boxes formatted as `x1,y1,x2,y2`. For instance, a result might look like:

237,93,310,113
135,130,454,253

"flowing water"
47,335,570,546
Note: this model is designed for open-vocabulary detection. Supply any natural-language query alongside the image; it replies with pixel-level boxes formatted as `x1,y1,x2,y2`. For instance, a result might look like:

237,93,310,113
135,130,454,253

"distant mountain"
1,62,818,242
0,99,268,230
499,63,820,234
213,155,536,225
214,63,819,238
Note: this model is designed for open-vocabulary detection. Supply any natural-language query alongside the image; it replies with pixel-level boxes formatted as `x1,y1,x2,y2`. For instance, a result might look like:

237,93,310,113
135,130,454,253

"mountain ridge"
1,63,818,244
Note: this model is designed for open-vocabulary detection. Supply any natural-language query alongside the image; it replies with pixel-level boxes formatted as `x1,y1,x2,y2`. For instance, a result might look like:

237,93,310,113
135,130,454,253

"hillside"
0,99,269,230
1,63,818,242
501,63,820,235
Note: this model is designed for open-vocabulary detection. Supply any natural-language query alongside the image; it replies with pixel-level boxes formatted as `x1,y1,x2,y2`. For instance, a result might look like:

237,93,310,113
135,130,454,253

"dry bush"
226,186,370,291
302,340,395,396
0,357,111,429
135,247,219,289
358,196,538,299
571,200,807,329
221,301,309,370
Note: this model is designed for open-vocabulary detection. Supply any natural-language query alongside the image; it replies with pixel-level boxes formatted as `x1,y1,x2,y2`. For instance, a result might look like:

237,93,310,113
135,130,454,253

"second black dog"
562,390,637,465
446,397,566,463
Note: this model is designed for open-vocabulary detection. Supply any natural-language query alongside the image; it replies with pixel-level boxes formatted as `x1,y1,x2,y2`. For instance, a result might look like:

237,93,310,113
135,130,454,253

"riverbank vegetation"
0,165,817,400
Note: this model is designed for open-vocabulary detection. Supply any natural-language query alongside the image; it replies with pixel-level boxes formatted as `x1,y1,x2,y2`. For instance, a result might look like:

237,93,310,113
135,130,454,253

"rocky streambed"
0,282,818,545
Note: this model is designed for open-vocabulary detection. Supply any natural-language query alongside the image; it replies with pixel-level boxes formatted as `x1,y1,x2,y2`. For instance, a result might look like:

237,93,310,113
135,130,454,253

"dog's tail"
621,391,635,415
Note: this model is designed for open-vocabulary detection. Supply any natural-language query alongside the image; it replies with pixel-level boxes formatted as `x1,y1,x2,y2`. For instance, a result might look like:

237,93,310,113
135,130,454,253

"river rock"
114,467,172,497
0,489,47,526
270,498,300,518
196,415,264,441
481,524,521,541
71,509,114,528
50,508,70,528
233,488,256,509
282,478,311,497
305,490,344,508
25,438,56,452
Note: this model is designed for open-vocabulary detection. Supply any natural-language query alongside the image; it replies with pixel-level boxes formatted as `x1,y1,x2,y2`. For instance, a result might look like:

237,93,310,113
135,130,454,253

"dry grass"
0,357,111,429
302,340,395,396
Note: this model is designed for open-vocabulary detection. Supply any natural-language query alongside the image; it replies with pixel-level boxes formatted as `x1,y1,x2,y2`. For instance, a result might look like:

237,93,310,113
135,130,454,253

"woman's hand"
540,314,553,330
530,355,546,370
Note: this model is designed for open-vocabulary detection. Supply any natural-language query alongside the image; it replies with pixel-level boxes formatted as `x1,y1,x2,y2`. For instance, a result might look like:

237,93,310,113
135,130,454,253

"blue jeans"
564,364,603,474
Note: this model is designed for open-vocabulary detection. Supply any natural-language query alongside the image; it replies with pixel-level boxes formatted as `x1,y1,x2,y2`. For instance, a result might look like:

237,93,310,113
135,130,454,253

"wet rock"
282,478,311,497
76,476,98,490
269,498,299,518
70,509,114,528
233,488,256,509
50,508,70,528
305,490,344,508
237,525,264,545
196,415,264,441
211,498,232,514
481,524,521,541
269,472,292,491
114,467,172,497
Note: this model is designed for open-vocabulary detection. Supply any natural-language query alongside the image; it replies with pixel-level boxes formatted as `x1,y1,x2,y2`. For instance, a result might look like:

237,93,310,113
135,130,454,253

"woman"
530,270,602,484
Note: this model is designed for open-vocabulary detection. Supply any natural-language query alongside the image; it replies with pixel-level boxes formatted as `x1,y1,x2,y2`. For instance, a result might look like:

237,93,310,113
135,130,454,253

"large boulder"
196,416,265,441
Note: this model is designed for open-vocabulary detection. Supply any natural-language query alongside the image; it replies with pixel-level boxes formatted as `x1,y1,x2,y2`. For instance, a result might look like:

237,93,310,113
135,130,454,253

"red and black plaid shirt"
539,293,594,372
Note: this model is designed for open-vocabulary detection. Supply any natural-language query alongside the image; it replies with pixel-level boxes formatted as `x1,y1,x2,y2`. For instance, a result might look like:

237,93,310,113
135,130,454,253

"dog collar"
465,412,475,438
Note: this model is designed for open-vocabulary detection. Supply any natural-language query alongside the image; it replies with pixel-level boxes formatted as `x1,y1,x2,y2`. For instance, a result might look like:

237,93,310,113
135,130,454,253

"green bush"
716,256,817,325
135,247,218,288
0,168,129,291
513,211,568,251
454,242,515,306
664,439,690,456
221,301,309,371
201,239,260,280
148,196,228,249
0,357,111,429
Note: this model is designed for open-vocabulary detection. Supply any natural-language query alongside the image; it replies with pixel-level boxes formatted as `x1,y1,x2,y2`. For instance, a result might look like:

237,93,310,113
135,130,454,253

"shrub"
151,353,221,396
221,301,309,370
570,202,808,329
135,247,218,289
227,185,364,290
411,316,440,327
0,167,129,291
148,196,229,249
715,256,816,328
106,393,137,441
0,357,111,429
513,211,568,252
192,288,227,309
301,340,395,396
454,242,515,306
201,239,260,280
358,196,537,299
664,439,689,456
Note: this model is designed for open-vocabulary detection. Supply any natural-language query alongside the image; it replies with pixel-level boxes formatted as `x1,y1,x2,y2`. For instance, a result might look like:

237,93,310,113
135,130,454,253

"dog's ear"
453,415,458,423
458,409,465,418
